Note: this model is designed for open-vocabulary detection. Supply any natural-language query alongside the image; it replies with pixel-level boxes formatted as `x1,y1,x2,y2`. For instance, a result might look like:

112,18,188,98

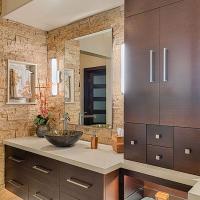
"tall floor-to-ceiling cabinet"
124,0,200,175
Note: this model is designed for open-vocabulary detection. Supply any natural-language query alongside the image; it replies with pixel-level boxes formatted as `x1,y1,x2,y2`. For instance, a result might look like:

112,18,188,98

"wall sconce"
51,58,60,96
121,43,125,94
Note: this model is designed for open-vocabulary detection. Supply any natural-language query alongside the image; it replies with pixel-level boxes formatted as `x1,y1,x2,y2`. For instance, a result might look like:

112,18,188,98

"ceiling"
3,0,124,31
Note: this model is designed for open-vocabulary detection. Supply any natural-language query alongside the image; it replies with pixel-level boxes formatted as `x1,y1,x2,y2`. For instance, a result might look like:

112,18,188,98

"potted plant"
34,79,51,138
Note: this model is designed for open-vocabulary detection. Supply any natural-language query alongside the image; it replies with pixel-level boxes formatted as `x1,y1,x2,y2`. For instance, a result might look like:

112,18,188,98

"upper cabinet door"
125,0,183,17
125,0,160,17
160,0,200,128
124,10,160,124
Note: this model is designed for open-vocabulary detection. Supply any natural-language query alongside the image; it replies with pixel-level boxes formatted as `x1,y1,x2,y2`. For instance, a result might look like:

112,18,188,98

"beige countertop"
4,136,200,200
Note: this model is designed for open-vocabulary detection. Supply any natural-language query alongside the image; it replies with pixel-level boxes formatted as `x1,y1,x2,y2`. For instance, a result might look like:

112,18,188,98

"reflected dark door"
160,0,200,128
124,9,160,124
84,66,106,125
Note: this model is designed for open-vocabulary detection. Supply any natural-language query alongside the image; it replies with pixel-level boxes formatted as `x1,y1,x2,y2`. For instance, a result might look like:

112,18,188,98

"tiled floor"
0,189,22,200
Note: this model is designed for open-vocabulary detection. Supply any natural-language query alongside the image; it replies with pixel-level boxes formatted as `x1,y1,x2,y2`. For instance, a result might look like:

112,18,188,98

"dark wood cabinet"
125,0,200,175
29,179,59,200
60,163,104,200
124,9,160,125
27,153,60,186
125,0,183,17
124,123,147,163
159,0,200,128
147,125,173,148
125,0,160,17
174,127,200,175
5,146,118,200
147,145,173,169
5,167,29,200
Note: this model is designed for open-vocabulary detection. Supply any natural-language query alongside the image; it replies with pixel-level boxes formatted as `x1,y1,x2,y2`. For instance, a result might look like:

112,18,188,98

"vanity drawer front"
27,153,59,186
174,127,200,175
5,146,28,169
147,125,174,147
29,179,59,200
147,145,173,169
60,163,104,200
124,123,146,163
5,167,28,200
60,192,81,200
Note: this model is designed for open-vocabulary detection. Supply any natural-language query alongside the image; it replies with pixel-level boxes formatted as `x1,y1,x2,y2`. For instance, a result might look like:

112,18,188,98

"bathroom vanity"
4,137,200,200
4,138,121,200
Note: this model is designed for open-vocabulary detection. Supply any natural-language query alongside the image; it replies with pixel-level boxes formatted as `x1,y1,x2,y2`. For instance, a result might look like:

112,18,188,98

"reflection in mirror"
77,29,113,128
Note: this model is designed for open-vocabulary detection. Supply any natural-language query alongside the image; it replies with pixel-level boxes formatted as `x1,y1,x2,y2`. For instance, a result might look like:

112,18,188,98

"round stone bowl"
45,130,83,147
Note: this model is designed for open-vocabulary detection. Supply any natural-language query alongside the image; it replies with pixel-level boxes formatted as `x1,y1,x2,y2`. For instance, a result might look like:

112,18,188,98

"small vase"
36,125,49,138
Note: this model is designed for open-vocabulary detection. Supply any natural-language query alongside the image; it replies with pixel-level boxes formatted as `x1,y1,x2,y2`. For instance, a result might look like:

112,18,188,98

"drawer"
29,179,59,200
147,145,173,169
174,127,200,175
27,153,59,186
5,146,28,169
124,123,146,163
60,163,104,200
5,167,28,200
60,192,80,200
147,125,173,147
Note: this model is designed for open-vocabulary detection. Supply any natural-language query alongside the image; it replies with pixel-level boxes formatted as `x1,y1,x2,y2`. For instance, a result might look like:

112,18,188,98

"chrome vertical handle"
150,50,155,83
163,48,168,82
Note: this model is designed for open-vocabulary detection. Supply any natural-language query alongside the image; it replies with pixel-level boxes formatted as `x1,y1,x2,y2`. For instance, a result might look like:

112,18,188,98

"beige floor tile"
0,189,22,200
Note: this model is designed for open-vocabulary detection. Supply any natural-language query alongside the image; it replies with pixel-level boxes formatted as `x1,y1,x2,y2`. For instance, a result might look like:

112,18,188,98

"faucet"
79,113,96,125
61,112,70,130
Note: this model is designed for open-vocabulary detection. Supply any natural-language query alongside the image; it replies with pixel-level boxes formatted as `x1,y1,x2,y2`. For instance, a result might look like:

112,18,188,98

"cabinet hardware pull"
33,192,51,200
155,134,161,139
8,156,24,163
66,177,92,189
8,179,23,188
32,165,51,174
163,48,168,82
185,148,191,155
130,140,136,145
150,50,155,83
156,155,162,161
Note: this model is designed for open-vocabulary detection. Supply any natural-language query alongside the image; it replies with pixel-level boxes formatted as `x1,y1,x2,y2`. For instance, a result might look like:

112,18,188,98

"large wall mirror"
64,29,113,128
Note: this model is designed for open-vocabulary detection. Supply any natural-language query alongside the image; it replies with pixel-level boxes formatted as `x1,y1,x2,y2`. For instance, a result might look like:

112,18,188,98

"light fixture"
121,43,125,94
51,58,60,96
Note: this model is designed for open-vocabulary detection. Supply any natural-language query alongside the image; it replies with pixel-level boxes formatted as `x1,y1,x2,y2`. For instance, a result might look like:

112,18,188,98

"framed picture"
64,69,75,103
7,60,37,105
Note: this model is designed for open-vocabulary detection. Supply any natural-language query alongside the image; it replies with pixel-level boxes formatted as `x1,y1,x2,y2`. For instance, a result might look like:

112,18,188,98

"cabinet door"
124,10,159,124
125,0,160,17
125,0,182,17
160,0,200,128
174,127,200,175
124,123,147,163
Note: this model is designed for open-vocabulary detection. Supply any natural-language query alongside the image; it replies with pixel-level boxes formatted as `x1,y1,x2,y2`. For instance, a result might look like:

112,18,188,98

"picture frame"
64,68,75,103
7,60,37,105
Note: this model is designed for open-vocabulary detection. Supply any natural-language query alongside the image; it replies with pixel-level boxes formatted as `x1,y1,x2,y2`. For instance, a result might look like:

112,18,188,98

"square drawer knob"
155,134,161,139
130,140,137,145
185,148,191,155
156,155,162,160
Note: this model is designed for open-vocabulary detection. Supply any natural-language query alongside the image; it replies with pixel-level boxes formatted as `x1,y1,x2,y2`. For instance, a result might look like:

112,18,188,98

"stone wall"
0,19,47,187
47,6,124,144
0,6,124,188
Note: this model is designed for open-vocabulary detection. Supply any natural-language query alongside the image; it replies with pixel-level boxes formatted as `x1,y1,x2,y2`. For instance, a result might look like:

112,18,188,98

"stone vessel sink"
45,130,83,147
